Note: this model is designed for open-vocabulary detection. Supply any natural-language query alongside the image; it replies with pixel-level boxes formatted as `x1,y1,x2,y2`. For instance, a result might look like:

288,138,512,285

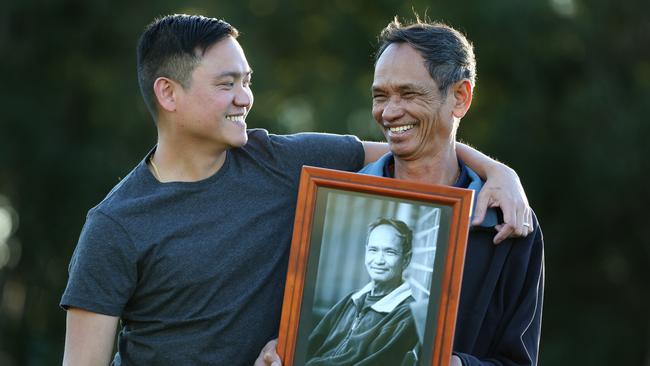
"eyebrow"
396,83,426,93
214,70,253,79
372,82,425,94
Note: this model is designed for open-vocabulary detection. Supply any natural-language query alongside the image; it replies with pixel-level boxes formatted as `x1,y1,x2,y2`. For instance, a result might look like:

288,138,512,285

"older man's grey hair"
375,17,476,95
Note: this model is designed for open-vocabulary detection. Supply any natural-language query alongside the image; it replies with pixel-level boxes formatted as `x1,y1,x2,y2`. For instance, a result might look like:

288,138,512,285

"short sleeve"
268,132,365,177
60,209,138,317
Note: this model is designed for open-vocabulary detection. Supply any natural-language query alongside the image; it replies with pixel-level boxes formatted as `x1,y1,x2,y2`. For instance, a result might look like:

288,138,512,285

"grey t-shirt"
61,129,365,365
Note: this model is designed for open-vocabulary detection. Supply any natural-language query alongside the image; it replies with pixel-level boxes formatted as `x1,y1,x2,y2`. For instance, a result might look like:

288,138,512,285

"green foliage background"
0,0,648,364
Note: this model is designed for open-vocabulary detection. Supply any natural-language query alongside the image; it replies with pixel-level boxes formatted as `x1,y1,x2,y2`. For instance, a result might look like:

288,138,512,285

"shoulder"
267,130,362,150
241,129,364,173
358,153,393,176
245,128,271,142
90,161,152,222
478,210,544,273
462,164,500,228
237,128,299,158
393,295,416,315
245,128,359,146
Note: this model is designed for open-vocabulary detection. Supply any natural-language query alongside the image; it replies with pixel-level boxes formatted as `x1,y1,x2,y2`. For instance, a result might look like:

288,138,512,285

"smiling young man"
61,14,534,366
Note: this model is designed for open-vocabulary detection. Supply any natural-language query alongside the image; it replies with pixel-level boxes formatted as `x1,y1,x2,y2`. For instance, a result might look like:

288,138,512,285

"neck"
371,279,401,297
149,133,228,183
394,144,459,185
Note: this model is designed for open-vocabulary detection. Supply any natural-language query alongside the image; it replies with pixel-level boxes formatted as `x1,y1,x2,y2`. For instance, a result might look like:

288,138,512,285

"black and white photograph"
292,187,454,366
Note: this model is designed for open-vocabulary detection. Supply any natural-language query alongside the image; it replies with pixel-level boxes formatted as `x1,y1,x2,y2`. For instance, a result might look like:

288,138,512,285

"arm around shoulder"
361,141,389,165
457,142,533,242
269,132,366,173
63,307,119,366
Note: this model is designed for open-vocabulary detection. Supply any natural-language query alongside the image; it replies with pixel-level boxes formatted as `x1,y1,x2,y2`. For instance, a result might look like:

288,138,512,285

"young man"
61,14,532,366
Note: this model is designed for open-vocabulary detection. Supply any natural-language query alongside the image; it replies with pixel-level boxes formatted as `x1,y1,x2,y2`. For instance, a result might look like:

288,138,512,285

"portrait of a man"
306,218,419,365
287,187,451,366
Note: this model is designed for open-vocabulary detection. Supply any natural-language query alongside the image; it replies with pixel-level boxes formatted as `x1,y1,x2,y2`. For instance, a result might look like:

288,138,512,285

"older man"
257,18,543,366
306,218,418,365
358,19,545,366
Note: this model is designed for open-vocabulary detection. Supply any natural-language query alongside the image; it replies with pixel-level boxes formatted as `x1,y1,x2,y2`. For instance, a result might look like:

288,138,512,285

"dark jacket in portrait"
306,282,419,365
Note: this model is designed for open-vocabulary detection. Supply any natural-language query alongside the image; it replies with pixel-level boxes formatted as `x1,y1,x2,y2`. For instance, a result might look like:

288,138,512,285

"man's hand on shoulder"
455,143,532,243
254,338,282,366
473,162,534,244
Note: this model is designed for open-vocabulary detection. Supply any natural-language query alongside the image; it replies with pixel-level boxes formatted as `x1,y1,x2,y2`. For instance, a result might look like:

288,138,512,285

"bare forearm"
456,142,506,180
455,142,532,241
361,141,389,165
63,308,118,366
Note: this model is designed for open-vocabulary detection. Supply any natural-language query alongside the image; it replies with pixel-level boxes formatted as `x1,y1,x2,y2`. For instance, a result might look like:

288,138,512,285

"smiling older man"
256,17,544,366
358,18,545,366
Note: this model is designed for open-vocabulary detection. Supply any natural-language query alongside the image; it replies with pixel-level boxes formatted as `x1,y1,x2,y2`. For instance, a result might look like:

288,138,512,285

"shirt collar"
351,282,412,313
358,152,498,228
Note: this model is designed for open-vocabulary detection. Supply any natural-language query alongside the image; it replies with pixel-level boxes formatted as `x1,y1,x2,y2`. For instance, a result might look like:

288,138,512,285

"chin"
229,132,249,147
388,142,413,156
232,136,248,147
390,149,417,161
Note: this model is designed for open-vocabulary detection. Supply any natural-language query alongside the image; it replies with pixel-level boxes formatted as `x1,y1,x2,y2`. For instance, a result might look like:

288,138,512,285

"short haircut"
366,218,413,256
136,14,239,120
375,17,476,94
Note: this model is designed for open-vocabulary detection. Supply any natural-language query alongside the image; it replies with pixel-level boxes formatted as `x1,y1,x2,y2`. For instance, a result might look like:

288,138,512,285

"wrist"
451,354,464,366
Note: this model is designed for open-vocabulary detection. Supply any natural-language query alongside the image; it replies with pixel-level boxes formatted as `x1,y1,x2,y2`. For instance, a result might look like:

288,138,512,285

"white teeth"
388,124,415,133
226,115,245,122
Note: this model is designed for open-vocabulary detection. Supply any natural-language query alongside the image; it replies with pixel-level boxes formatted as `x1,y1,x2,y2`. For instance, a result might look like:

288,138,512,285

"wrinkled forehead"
373,43,433,90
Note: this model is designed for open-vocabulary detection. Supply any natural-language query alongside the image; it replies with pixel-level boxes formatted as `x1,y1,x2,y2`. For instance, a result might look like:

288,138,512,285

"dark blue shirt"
359,153,545,366
61,129,365,366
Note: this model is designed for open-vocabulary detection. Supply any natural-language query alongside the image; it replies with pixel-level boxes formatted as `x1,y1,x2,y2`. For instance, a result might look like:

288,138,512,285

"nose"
381,96,404,122
233,85,253,108
374,251,386,264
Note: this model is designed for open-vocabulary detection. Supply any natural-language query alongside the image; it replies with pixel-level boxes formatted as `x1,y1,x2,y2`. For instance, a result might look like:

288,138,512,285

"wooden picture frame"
277,166,474,366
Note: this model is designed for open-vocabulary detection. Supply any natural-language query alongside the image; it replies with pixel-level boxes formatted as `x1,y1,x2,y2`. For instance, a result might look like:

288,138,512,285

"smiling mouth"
386,124,415,134
226,115,246,123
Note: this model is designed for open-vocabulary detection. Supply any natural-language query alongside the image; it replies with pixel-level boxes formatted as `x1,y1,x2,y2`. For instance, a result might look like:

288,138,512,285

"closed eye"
216,81,235,89
402,92,418,98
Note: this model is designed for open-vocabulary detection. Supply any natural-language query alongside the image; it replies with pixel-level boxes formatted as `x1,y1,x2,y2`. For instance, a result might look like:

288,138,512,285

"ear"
153,77,179,113
404,252,412,268
451,79,473,119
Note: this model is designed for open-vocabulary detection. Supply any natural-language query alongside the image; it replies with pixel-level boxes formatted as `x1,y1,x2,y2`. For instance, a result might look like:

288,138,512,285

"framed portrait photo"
277,166,474,366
